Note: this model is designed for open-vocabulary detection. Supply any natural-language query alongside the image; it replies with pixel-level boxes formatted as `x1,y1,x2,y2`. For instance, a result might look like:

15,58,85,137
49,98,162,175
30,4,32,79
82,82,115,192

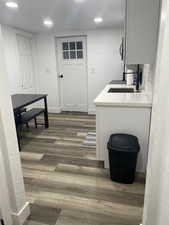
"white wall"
143,0,169,224
2,26,37,95
34,28,123,113
0,25,30,225
2,26,123,113
34,35,60,113
87,29,123,113
0,140,13,225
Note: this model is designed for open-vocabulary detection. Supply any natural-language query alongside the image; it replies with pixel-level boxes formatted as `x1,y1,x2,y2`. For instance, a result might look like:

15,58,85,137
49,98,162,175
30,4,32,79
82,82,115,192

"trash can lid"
107,133,140,152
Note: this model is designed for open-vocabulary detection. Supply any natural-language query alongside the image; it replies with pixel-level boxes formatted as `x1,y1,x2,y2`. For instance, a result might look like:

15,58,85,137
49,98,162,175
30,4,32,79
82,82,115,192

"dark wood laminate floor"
22,112,145,225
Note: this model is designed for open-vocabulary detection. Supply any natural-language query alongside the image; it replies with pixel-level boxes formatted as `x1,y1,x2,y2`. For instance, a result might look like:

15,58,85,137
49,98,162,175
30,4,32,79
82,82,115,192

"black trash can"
107,134,140,184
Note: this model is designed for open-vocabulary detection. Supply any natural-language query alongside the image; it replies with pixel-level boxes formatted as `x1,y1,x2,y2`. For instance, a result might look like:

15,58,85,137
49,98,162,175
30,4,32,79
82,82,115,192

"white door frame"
56,35,88,112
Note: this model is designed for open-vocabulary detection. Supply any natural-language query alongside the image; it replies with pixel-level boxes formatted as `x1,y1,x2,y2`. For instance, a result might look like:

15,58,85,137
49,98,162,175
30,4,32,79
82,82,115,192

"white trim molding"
48,106,62,114
12,202,30,225
0,135,13,225
88,108,96,115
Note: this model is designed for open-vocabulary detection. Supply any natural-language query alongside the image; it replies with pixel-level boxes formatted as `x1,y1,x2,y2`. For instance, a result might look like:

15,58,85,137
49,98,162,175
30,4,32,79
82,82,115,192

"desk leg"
16,127,21,151
44,96,49,128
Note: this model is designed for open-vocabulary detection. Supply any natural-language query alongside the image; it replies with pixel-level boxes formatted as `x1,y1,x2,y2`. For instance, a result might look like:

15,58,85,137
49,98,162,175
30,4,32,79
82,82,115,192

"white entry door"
57,36,87,112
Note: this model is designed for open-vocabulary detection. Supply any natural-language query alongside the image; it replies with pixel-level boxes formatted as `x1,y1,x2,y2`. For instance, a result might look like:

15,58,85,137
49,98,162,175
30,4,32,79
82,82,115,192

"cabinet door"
125,0,160,64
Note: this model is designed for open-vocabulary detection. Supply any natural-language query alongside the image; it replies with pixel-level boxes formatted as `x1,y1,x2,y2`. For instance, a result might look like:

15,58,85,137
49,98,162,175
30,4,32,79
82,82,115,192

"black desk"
12,94,49,128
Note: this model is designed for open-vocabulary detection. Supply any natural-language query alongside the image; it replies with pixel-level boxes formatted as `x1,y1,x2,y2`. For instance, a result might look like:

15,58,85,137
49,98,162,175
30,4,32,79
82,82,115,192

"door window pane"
70,51,76,59
63,51,69,59
77,51,83,59
62,41,83,60
69,42,76,50
76,41,83,50
62,42,69,50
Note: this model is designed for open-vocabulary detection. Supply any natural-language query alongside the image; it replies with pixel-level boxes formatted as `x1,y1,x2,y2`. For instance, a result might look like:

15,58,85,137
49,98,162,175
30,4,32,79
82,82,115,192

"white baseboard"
12,202,30,225
88,109,96,115
49,106,97,115
48,107,62,114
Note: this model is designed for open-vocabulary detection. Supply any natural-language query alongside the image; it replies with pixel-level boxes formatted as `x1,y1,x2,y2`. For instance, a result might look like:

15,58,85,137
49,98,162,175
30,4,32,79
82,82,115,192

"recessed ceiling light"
43,18,54,28
74,0,85,3
94,17,103,23
5,1,18,8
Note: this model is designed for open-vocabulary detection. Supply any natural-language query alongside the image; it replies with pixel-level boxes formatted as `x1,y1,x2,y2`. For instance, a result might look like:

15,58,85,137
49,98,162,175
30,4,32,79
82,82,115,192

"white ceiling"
0,0,125,33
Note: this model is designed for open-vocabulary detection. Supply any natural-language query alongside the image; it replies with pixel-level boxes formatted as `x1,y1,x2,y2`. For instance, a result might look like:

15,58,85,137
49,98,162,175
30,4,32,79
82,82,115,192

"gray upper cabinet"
124,0,160,64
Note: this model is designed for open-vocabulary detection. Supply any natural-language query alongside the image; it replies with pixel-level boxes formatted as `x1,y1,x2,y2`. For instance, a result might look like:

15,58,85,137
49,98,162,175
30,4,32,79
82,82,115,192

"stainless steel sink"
108,88,134,93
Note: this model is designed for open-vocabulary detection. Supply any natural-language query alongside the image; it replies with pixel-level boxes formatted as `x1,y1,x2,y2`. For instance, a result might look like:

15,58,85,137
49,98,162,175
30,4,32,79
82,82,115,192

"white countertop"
94,84,152,108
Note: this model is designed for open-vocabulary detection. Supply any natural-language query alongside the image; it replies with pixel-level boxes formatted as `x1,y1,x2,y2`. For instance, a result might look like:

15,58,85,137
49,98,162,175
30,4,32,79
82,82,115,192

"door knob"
59,74,64,78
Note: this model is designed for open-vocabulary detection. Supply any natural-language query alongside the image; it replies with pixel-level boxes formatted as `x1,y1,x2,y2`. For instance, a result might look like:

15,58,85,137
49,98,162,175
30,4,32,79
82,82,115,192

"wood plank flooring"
21,112,145,225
